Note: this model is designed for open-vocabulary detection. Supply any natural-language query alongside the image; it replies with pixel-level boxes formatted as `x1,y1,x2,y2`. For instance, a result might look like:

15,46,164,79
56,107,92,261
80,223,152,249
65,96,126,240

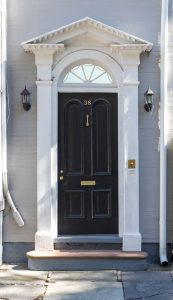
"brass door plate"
128,159,136,169
80,180,96,186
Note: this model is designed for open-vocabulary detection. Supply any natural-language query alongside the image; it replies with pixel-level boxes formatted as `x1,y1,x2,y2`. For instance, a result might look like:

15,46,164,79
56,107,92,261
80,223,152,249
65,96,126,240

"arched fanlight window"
63,63,113,84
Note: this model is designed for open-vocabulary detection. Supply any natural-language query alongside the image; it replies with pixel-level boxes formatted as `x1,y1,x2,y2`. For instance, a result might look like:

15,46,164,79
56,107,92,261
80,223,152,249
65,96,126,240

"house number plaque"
83,100,91,106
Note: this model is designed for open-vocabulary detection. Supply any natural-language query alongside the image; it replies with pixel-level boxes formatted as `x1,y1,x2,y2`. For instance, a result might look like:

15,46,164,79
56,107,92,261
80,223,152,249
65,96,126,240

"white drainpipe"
1,0,24,231
0,0,7,264
160,0,168,265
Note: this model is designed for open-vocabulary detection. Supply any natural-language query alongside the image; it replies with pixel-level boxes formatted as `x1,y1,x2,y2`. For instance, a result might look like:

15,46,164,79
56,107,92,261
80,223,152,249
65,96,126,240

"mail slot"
80,180,96,186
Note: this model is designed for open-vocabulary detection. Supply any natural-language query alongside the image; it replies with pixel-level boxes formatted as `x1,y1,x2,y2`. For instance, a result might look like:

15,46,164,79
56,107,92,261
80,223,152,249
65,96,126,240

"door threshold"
54,234,122,244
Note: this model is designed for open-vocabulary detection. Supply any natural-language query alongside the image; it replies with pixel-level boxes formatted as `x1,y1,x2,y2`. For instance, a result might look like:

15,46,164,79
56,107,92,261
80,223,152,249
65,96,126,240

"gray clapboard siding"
140,166,160,241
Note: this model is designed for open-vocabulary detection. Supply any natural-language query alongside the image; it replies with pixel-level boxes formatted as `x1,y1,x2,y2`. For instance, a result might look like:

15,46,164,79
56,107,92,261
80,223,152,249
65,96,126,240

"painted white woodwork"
35,80,53,250
122,52,141,251
33,49,63,250
34,50,59,250
22,44,64,53
22,17,152,252
21,17,152,49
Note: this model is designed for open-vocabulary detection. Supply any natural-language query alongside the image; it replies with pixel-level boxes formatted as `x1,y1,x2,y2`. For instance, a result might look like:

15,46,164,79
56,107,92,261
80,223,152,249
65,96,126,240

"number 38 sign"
83,100,92,106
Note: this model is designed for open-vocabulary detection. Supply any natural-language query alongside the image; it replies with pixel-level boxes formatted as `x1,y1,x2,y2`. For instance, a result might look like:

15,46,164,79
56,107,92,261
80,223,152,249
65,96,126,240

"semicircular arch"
53,49,124,87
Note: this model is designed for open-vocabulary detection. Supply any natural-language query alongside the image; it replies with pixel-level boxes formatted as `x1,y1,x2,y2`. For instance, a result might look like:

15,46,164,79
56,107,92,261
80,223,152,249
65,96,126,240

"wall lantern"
144,87,154,112
20,86,31,111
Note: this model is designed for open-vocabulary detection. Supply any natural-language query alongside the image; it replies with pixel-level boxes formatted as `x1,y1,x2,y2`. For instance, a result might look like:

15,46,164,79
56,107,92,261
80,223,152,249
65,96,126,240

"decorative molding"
110,44,153,53
36,80,53,86
22,43,64,53
21,17,153,49
123,80,140,86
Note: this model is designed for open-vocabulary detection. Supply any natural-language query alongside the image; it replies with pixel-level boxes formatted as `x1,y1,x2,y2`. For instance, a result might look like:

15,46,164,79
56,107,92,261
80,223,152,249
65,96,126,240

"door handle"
85,114,90,127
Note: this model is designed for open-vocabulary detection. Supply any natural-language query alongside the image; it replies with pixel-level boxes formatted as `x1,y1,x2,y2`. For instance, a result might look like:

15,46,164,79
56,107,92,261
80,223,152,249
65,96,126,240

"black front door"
58,93,118,235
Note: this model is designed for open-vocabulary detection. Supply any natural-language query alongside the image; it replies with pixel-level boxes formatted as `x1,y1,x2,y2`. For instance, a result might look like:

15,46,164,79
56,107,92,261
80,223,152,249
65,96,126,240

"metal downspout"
0,0,6,264
160,0,168,266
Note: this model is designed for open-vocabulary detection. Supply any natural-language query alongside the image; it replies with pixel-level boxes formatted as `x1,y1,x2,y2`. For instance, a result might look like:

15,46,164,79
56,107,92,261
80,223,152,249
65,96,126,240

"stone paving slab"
44,280,124,300
0,267,124,300
49,270,117,282
0,264,27,270
123,271,173,300
0,284,45,300
0,269,48,285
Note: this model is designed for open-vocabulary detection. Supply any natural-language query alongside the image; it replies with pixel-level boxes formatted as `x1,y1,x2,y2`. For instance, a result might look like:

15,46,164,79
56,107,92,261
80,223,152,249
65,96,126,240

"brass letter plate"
80,180,96,186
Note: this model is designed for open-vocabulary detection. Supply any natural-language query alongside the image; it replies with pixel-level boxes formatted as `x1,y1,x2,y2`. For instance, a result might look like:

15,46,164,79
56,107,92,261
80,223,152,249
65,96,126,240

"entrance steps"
27,249,148,271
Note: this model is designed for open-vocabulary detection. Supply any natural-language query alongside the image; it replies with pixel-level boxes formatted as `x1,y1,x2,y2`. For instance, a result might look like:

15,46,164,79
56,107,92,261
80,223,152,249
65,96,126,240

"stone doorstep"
27,249,148,259
27,250,148,271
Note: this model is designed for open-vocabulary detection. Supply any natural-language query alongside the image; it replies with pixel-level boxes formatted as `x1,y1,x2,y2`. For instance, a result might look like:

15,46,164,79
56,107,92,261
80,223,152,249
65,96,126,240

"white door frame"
52,50,123,239
35,50,141,251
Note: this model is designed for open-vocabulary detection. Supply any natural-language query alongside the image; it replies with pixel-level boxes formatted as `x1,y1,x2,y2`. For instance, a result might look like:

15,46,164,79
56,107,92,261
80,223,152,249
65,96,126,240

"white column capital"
34,50,55,65
32,46,63,81
121,49,140,65
122,62,139,86
21,44,64,65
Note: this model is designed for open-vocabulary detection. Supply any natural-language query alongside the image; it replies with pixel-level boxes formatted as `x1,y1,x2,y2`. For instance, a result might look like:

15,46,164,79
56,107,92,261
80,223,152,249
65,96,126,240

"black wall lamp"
20,86,31,111
144,87,154,112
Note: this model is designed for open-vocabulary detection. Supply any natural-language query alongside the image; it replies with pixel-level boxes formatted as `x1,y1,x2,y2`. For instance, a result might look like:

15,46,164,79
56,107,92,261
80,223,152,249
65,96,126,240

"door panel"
93,100,111,174
64,190,84,219
65,100,84,174
92,190,111,218
58,93,118,235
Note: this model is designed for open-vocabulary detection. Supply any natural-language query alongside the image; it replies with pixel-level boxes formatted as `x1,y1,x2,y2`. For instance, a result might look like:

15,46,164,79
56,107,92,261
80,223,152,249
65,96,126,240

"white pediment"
21,17,152,53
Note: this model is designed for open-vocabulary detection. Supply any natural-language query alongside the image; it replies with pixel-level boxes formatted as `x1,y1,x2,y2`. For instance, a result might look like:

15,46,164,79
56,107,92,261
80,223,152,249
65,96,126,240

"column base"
35,232,54,251
123,233,142,251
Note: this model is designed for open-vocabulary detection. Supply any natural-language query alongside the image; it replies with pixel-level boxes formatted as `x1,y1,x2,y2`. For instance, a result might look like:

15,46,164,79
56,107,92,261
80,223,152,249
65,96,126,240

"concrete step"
54,234,122,250
27,250,148,271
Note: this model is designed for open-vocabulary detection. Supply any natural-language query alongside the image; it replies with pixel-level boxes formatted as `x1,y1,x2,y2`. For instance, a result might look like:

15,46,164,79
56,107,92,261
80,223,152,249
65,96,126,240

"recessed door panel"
92,190,111,218
58,93,118,235
65,100,84,174
64,191,84,218
93,100,111,174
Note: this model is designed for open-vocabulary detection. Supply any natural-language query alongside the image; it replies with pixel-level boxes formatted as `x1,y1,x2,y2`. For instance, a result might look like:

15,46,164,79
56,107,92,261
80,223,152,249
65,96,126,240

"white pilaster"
35,80,53,250
122,51,141,251
34,50,55,251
